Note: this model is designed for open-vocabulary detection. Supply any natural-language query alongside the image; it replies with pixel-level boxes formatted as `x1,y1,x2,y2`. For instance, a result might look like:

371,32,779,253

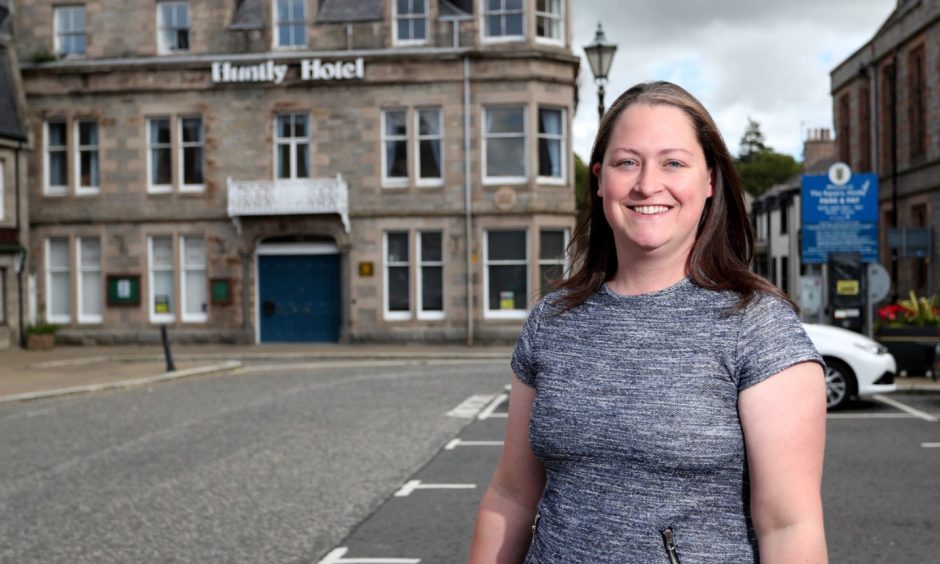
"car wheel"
823,357,856,410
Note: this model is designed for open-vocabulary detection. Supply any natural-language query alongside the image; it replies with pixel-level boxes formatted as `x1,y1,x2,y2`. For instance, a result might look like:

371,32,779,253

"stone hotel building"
12,0,578,343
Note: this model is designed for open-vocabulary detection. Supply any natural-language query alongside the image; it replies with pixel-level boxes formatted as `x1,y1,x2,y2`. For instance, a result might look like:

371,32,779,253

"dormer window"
274,0,307,49
157,1,190,53
54,5,86,57
394,0,429,45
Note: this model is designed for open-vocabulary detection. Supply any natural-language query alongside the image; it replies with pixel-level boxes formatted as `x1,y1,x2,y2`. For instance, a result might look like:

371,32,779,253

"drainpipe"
15,140,25,348
463,56,474,345
888,55,899,302
345,24,353,50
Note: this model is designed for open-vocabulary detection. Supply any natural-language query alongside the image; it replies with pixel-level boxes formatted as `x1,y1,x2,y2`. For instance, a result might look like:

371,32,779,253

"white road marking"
446,394,495,419
872,394,939,422
922,443,940,448
318,547,420,564
393,479,476,497
444,439,504,450
477,393,508,420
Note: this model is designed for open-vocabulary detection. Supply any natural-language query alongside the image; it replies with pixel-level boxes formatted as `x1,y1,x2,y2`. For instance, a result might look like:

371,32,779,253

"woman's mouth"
628,205,671,215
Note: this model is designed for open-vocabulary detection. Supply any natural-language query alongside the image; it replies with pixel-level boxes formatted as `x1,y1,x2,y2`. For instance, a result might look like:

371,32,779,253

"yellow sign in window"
836,280,860,296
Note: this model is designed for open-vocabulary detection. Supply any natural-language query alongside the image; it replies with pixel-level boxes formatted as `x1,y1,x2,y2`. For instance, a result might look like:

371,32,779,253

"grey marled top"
510,278,822,563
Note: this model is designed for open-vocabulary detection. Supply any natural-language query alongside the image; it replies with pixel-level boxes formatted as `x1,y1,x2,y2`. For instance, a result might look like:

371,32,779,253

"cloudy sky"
569,0,897,162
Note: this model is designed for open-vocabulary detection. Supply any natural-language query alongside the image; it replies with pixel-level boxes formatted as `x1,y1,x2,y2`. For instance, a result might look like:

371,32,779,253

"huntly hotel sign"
211,57,365,84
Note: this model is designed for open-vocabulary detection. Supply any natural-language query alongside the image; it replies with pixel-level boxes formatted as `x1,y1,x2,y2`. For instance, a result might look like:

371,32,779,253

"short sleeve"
735,293,824,391
510,298,548,388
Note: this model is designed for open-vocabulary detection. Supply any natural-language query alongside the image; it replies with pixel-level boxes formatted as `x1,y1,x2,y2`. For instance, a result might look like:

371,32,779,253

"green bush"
27,323,60,335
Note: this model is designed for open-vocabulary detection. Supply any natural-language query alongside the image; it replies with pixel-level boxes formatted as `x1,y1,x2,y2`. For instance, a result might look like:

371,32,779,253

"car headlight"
853,341,888,355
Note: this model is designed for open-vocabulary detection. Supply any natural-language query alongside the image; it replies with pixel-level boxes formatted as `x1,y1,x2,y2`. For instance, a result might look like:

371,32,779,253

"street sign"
801,163,879,264
867,262,891,303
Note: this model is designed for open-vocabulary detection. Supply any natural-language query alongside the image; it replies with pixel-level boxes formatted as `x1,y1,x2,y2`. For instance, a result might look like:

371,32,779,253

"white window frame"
383,231,412,321
180,235,208,323
538,228,569,295
156,1,191,54
483,106,527,185
0,160,4,220
534,0,564,45
0,267,5,324
417,230,445,320
44,120,68,196
537,106,567,185
77,237,102,324
272,0,307,49
148,236,176,324
393,0,429,46
274,113,311,180
481,0,525,42
75,119,99,195
53,5,86,57
147,117,173,194
415,107,443,187
483,229,528,320
381,109,409,188
178,115,205,192
45,237,71,324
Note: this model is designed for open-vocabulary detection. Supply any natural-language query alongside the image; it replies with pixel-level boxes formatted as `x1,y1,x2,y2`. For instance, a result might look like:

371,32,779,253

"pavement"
0,342,937,404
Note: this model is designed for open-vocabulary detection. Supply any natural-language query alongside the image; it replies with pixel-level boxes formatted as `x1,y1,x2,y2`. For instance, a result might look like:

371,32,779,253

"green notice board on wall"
107,274,140,306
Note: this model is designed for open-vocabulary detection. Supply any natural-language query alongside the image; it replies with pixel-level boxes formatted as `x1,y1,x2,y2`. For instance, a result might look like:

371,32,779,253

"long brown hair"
556,81,793,311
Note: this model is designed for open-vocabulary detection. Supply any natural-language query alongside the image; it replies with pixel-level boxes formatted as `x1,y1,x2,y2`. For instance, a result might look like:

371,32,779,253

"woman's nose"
632,165,660,196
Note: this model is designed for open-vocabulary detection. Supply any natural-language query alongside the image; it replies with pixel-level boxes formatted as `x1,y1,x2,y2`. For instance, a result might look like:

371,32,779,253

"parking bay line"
827,413,919,419
872,394,939,422
393,479,476,497
477,393,508,420
923,443,940,448
444,438,504,450
318,547,420,564
446,394,495,419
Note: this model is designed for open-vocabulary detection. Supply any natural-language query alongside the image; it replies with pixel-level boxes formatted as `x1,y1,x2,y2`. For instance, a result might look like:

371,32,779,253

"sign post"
801,163,880,330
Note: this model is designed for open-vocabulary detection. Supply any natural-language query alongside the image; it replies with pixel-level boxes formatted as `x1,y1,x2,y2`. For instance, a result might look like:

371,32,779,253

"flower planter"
875,326,939,376
26,333,55,351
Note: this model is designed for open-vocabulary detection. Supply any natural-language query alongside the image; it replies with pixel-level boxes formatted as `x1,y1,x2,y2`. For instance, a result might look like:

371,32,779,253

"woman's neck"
607,249,690,296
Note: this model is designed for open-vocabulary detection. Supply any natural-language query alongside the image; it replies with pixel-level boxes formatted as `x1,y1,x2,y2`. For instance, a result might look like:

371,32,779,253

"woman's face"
593,103,713,264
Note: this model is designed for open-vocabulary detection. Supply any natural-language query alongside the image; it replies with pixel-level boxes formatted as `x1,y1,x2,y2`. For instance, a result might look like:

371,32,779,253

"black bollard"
160,325,176,372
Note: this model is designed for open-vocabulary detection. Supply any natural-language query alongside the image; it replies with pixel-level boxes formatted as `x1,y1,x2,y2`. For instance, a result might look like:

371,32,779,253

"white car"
802,323,898,410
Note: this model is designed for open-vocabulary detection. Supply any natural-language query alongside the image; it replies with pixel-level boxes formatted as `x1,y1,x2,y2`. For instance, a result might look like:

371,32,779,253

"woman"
468,82,827,563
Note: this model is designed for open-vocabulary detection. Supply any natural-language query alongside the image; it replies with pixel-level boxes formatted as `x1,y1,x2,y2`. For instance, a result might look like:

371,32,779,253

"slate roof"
318,0,384,23
229,0,263,30
0,45,25,141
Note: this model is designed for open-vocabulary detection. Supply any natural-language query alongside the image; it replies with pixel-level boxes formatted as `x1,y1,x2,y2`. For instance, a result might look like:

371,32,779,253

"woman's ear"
707,168,715,198
592,162,603,197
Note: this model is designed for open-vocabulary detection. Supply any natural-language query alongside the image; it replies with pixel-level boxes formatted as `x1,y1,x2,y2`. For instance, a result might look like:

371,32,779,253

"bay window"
535,0,564,43
483,0,524,39
394,0,428,44
483,106,526,182
538,107,565,181
539,228,568,295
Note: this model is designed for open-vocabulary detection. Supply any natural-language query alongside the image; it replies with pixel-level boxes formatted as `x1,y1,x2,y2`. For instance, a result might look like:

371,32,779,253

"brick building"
0,0,30,349
12,0,578,344
831,0,939,299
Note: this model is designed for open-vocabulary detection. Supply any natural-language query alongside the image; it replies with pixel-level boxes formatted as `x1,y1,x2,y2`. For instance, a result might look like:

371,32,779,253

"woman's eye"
616,159,637,167
665,160,684,169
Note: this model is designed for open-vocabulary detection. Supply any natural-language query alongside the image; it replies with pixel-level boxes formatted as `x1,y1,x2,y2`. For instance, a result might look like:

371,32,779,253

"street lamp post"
583,22,618,120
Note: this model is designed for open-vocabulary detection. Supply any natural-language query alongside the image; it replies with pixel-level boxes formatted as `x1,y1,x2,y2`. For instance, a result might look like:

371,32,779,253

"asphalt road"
1,363,938,563
0,360,511,564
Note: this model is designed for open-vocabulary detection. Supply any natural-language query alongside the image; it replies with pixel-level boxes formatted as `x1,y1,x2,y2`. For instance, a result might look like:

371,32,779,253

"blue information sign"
801,172,879,264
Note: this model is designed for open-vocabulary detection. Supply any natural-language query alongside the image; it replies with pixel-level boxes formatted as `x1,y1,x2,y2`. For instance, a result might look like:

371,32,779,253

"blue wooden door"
259,254,341,342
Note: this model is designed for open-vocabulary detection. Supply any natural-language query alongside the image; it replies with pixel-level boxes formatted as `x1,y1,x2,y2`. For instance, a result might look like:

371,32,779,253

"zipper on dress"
661,527,682,564
523,511,541,564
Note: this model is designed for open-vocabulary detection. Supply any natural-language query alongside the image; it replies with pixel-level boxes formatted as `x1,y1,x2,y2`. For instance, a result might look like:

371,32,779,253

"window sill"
484,309,527,320
384,311,412,321
47,315,71,324
417,311,446,321
537,176,567,186
481,35,525,44
393,39,429,47
535,37,565,47
148,185,173,194
44,187,68,197
416,179,444,188
180,185,206,194
182,315,208,323
78,316,103,324
273,44,308,51
483,177,528,186
382,179,410,190
150,314,175,324
75,187,100,196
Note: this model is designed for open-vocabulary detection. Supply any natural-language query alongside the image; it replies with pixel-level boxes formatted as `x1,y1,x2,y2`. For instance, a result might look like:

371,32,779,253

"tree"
734,118,801,196
738,117,768,163
574,153,590,211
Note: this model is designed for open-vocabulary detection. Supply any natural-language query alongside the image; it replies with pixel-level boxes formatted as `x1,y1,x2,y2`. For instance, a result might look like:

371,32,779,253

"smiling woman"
469,82,829,564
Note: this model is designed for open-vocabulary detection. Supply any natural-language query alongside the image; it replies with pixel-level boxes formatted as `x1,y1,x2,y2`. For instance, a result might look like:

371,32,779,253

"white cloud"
571,0,895,162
